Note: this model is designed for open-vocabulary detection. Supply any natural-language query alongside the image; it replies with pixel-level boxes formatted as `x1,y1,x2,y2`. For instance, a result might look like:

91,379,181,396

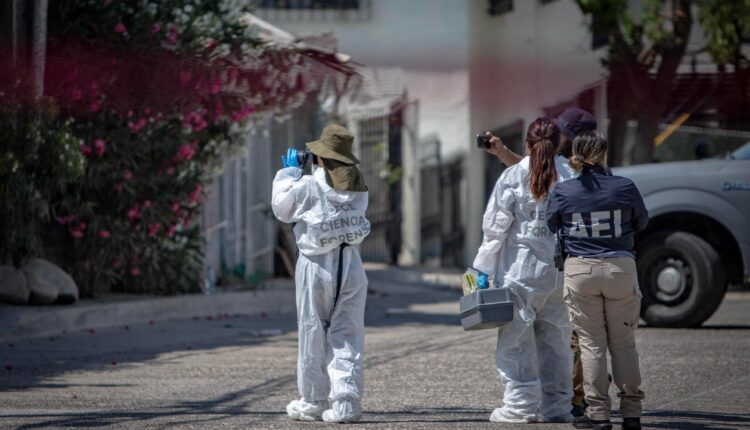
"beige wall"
465,0,607,262
260,0,610,266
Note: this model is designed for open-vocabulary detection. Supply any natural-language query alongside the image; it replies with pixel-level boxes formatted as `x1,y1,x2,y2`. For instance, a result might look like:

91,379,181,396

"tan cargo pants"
571,330,584,407
564,256,645,420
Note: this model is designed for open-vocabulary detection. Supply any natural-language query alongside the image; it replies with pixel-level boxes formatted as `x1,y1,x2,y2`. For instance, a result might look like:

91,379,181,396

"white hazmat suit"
473,156,575,423
272,166,371,423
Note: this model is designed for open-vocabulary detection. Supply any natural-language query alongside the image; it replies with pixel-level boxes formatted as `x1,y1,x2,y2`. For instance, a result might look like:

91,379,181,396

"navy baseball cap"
555,108,597,141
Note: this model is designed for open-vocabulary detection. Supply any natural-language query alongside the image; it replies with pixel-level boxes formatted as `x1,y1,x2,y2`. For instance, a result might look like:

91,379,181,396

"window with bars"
487,0,513,16
258,0,361,9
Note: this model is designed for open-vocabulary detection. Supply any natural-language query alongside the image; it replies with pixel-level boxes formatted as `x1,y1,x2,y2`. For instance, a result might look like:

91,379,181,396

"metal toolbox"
459,288,514,331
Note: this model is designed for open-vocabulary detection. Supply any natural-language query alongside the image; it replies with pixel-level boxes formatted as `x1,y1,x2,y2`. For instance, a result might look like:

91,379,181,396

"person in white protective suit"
271,124,371,423
471,117,576,424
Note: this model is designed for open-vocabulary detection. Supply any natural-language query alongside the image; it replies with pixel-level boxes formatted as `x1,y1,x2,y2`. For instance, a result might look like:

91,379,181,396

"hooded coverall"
473,156,575,423
272,166,371,422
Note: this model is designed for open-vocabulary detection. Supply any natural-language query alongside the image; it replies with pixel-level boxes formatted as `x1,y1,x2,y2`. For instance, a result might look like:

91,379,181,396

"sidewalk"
0,279,295,342
0,265,463,342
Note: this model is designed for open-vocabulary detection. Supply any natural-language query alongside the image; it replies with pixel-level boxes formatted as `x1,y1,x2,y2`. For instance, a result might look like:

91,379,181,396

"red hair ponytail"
526,117,560,201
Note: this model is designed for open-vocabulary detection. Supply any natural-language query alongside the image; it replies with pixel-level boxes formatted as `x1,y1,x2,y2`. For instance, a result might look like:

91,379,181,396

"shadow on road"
695,325,750,330
1,410,286,429
0,271,463,395
0,315,299,394
643,410,750,430
361,407,489,424
1,407,492,428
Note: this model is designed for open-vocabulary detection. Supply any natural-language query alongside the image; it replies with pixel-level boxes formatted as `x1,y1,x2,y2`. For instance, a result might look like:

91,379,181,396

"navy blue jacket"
546,166,649,258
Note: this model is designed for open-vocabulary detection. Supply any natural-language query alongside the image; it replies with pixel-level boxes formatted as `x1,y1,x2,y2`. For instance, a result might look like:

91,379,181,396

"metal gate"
201,125,276,286
348,101,403,263
419,136,465,267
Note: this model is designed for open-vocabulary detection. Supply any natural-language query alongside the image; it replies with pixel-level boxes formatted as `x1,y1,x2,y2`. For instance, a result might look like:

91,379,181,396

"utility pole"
1,0,48,97
32,0,48,98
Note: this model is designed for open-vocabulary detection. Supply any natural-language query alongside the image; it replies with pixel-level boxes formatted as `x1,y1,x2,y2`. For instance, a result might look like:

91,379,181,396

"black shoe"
572,415,613,430
571,405,586,418
622,417,641,430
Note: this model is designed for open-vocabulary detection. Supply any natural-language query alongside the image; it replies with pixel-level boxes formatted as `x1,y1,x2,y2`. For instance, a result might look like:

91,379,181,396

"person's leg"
535,284,574,422
491,288,541,423
323,248,368,423
287,254,332,421
602,258,644,420
564,258,612,422
571,330,586,409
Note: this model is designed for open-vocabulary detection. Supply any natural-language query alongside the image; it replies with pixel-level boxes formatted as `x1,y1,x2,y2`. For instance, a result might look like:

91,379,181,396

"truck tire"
636,231,726,328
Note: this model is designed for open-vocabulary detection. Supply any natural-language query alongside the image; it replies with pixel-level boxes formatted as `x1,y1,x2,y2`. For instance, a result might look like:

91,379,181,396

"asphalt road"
1,275,749,430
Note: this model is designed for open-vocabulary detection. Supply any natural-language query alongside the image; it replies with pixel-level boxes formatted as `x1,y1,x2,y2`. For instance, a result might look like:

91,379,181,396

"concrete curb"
0,279,295,342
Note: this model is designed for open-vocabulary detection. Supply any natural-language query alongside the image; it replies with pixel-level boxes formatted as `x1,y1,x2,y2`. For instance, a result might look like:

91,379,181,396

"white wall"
258,0,471,158
257,0,469,70
465,0,607,262
260,0,610,265
468,0,606,135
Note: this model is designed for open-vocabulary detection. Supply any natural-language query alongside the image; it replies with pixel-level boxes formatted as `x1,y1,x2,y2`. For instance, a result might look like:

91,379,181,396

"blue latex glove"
281,148,300,168
477,272,489,289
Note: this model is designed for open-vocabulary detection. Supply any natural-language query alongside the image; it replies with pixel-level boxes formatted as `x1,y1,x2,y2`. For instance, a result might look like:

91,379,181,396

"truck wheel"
637,231,726,328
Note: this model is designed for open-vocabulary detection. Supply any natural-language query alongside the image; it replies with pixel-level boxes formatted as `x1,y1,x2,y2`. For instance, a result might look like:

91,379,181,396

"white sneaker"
322,409,361,423
286,400,324,421
489,407,538,423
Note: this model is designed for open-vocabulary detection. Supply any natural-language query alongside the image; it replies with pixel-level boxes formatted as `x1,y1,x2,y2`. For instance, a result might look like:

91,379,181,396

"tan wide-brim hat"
322,158,368,192
305,124,360,165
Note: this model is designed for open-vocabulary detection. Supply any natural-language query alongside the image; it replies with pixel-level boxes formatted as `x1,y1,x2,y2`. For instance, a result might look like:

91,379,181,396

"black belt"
322,243,349,329
333,243,349,313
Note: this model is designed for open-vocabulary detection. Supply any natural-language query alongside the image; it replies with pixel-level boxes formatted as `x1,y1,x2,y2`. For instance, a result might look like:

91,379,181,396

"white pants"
293,245,368,421
494,280,573,421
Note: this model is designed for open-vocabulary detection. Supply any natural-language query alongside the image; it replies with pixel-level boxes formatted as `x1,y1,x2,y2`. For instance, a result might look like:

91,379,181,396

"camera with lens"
296,149,312,167
476,133,492,149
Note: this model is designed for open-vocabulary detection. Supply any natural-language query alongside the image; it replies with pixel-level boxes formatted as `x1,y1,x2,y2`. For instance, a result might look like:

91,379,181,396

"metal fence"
201,95,323,286
654,124,750,162
201,125,276,286
419,137,465,267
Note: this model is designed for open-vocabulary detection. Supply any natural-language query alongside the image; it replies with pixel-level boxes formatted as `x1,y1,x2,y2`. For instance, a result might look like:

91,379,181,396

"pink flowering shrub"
9,0,332,296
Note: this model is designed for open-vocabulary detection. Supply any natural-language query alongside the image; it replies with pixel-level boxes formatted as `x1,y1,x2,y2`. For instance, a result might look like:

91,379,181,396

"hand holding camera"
281,148,312,168
476,131,505,157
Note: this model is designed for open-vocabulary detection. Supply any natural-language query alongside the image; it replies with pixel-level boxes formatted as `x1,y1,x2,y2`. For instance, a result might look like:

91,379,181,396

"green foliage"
576,0,691,62
1,0,320,296
0,88,85,266
642,0,670,46
699,0,750,64
575,0,627,47
578,0,750,72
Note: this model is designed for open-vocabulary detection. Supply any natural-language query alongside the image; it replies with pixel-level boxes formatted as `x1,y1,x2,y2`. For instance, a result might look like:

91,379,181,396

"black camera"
476,133,491,149
296,149,312,167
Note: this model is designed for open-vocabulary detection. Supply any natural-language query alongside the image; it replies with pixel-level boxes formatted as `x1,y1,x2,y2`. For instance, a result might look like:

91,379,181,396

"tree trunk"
607,111,630,166
734,60,749,130
634,111,660,164
605,64,634,166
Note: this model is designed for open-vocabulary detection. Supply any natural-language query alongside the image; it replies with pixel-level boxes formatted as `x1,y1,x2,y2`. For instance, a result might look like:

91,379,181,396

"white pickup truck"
614,143,750,327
